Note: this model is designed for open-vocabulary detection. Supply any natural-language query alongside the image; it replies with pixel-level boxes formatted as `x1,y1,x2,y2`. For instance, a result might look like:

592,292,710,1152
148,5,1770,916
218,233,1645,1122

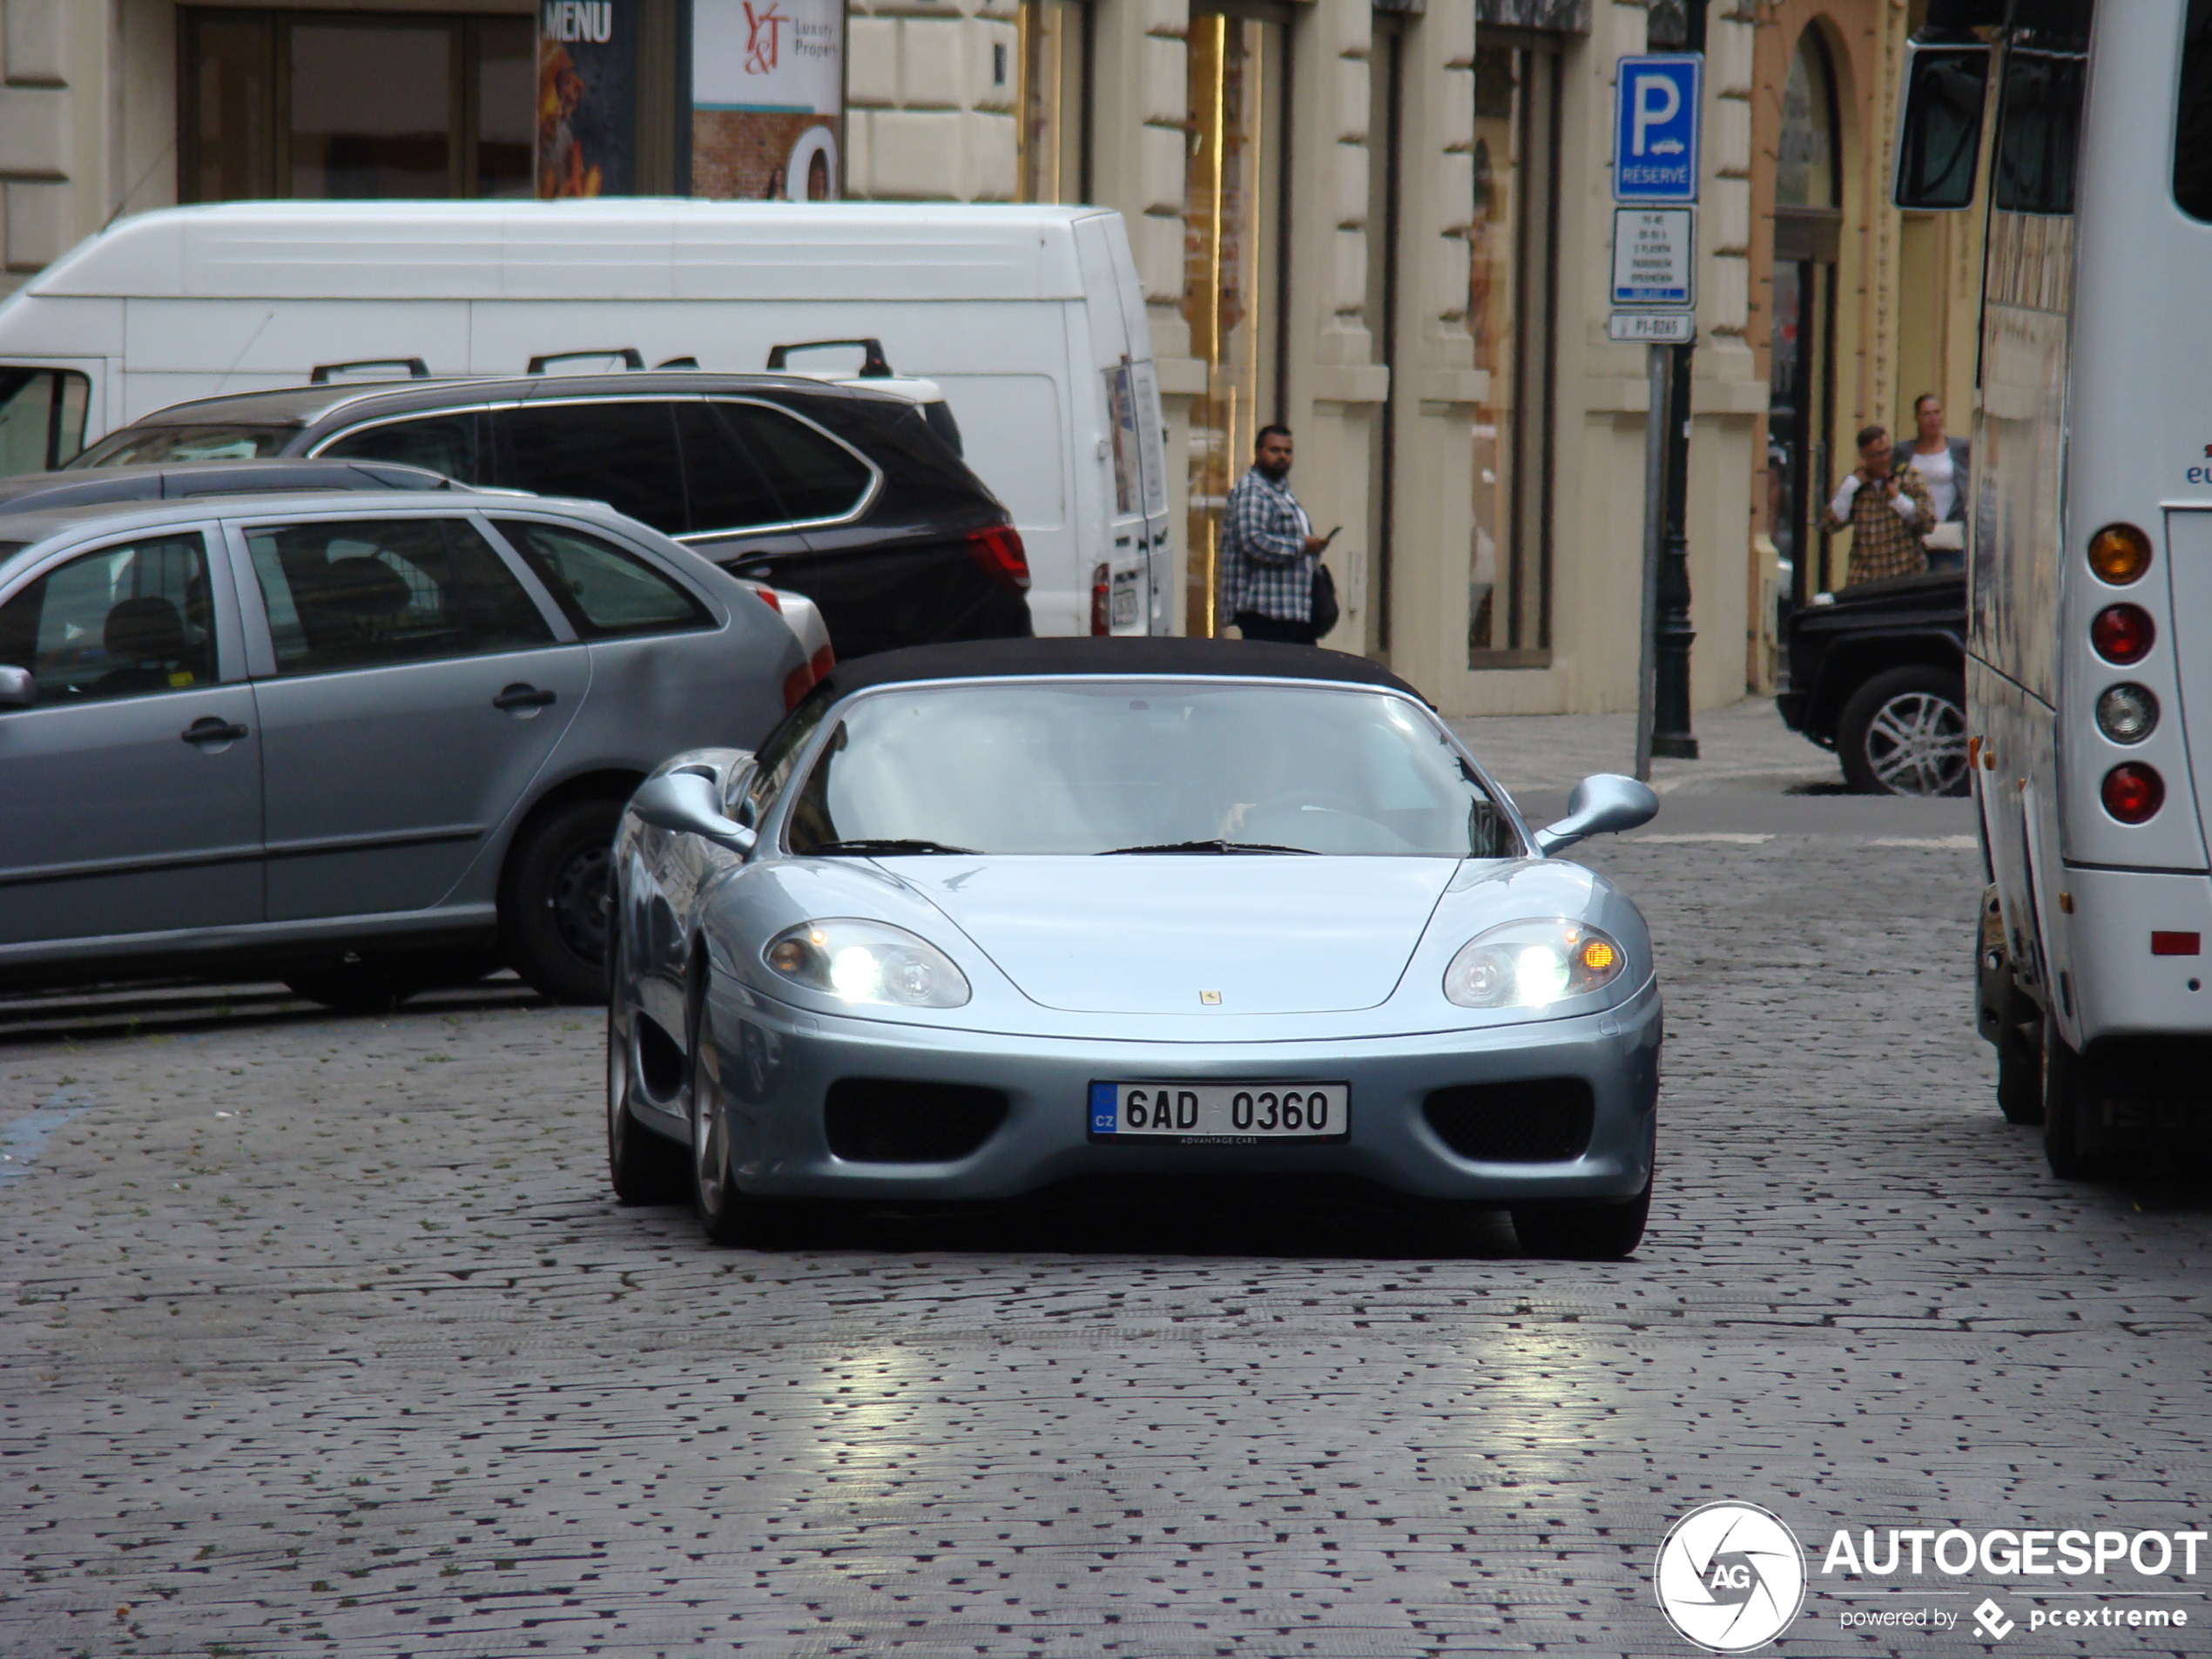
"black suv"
1776,570,1967,796
68,370,1032,658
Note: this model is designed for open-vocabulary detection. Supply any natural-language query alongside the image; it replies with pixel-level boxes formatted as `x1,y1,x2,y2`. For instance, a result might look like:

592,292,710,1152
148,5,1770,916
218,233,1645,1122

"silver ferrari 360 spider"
605,638,1662,1258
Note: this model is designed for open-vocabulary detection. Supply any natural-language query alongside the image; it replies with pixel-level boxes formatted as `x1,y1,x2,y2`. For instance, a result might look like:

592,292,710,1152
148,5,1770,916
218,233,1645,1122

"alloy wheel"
1864,691,1968,796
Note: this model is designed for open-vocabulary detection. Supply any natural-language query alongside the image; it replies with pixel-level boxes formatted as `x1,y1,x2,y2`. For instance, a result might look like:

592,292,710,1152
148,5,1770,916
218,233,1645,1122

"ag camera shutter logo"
1655,1501,1808,1652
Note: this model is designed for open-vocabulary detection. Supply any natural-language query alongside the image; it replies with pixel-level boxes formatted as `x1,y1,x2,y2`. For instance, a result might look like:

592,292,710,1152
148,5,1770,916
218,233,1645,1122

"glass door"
1183,4,1285,637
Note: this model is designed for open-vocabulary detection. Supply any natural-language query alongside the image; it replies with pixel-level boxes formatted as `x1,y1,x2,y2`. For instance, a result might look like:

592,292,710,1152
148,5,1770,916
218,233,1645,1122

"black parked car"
1776,570,1967,796
66,369,1032,658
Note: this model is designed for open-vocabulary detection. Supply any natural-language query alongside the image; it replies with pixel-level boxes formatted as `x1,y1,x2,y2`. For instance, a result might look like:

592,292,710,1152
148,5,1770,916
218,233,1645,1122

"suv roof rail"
310,357,429,384
656,355,700,368
766,338,893,378
528,348,646,374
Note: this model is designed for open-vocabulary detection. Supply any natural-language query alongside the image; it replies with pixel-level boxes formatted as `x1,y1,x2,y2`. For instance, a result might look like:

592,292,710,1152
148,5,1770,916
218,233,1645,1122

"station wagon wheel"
1837,666,1969,797
501,797,624,1003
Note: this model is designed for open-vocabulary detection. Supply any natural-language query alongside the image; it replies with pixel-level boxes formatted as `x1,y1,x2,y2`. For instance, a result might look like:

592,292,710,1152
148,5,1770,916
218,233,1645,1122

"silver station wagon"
0,490,808,1008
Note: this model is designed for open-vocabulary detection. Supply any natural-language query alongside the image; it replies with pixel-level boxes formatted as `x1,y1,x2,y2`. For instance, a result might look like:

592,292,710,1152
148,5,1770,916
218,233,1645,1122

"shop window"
1184,3,1288,637
181,10,535,203
1017,0,1089,204
1466,36,1562,667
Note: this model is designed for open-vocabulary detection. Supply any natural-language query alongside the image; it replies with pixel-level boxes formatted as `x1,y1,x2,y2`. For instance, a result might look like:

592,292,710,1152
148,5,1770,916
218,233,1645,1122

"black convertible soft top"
813,636,1430,705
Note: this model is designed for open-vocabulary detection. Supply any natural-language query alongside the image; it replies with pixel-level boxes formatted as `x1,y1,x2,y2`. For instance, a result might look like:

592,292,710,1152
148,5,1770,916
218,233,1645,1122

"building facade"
0,0,1979,717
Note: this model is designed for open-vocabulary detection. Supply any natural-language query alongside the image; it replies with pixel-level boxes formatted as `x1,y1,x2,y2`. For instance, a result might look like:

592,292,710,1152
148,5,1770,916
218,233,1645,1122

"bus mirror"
1893,40,1990,211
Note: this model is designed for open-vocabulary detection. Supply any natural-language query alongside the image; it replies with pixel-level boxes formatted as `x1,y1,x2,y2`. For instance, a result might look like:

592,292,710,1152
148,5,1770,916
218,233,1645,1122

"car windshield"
69,424,298,469
784,679,1519,858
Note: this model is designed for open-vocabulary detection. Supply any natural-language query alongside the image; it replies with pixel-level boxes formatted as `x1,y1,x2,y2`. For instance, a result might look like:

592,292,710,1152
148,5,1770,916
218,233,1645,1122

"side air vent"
1422,1078,1595,1163
824,1079,1009,1163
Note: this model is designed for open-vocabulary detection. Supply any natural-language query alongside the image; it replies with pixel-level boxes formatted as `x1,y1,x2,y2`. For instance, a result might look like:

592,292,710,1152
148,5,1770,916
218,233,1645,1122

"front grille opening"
635,1014,685,1102
1422,1077,1595,1163
824,1079,1009,1163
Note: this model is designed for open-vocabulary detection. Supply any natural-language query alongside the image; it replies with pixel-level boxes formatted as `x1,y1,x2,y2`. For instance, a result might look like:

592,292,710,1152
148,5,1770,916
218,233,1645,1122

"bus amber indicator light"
2088,523,2153,584
2091,604,2155,665
2101,762,2165,824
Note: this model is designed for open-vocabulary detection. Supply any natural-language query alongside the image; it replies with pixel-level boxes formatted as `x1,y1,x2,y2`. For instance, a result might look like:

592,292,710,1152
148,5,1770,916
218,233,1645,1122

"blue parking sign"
1614,55,1701,203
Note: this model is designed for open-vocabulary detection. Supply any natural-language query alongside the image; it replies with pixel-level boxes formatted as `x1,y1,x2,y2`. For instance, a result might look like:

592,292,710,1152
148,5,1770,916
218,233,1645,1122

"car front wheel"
1837,665,1970,797
1510,1180,1651,1260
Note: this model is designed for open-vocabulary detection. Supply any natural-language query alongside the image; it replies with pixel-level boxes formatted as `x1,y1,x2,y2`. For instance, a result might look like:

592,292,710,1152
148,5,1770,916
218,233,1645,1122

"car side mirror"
0,665,37,709
629,770,758,856
1535,773,1658,855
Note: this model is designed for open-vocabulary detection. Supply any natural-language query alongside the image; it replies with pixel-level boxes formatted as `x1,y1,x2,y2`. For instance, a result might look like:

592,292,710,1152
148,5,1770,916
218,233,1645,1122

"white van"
0,199,1170,637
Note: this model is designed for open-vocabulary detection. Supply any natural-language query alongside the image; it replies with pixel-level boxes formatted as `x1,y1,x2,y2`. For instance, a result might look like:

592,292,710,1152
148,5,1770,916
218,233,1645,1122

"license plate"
1089,1081,1350,1143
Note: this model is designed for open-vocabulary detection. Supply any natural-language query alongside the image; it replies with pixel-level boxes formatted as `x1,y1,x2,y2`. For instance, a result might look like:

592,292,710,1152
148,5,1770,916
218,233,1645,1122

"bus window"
2177,0,2212,220
1992,3,2092,216
1892,43,1990,211
0,369,91,475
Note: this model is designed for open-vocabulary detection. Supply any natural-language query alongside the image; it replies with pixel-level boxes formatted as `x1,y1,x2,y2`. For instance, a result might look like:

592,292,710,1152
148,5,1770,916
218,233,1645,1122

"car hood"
894,855,1460,1015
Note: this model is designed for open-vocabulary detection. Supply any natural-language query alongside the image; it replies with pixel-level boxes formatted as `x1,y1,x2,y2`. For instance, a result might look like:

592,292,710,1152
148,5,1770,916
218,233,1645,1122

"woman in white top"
1889,393,1971,570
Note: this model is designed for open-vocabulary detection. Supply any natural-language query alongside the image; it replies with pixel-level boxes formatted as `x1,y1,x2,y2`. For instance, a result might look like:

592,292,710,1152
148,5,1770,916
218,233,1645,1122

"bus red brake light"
2087,523,2153,584
2091,604,2155,664
2101,762,2165,824
964,523,1030,591
1090,563,1110,635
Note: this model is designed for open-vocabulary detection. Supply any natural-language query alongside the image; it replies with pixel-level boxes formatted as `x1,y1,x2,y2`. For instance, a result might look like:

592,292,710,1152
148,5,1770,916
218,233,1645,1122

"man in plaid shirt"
1826,422,1935,588
1220,425,1330,643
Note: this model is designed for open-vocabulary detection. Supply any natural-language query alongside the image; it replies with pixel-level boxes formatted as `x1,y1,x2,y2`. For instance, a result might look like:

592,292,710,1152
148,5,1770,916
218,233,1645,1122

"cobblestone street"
4,706,2209,1658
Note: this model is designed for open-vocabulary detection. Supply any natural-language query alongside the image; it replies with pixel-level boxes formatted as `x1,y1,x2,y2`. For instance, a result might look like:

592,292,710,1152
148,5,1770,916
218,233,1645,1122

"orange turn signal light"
2088,523,2153,584
1581,940,1618,972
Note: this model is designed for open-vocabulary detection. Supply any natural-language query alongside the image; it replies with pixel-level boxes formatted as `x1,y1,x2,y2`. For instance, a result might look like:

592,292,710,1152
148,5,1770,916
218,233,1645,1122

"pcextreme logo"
1654,1501,1809,1652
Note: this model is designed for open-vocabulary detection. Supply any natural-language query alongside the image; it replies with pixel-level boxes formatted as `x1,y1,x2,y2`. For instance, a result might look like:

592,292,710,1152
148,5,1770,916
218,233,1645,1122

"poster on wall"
691,0,844,199
536,0,637,197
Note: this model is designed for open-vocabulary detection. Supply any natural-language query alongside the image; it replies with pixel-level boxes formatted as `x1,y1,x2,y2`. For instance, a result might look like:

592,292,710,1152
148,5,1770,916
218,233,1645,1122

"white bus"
1896,0,2212,1172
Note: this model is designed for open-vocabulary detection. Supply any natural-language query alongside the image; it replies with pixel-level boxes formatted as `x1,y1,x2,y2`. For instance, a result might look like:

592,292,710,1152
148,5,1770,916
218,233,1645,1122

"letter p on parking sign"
1615,55,1701,203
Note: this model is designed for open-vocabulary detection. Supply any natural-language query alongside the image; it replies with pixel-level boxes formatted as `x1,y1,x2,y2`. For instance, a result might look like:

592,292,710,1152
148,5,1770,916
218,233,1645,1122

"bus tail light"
2091,604,2155,664
2088,523,2153,584
1090,563,1111,635
2101,762,2165,824
964,523,1030,591
2094,684,2159,744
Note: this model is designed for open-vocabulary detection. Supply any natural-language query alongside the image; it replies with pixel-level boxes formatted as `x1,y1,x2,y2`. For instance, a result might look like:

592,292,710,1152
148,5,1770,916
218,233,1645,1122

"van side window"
0,534,217,702
714,402,873,523
1992,10,2091,216
493,520,712,637
0,369,91,472
2178,0,2212,221
673,403,791,534
499,401,687,534
320,413,485,482
243,517,554,676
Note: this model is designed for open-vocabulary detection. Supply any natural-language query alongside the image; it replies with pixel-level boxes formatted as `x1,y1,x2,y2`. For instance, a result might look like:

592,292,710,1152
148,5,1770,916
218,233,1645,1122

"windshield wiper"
1097,839,1314,855
803,838,980,856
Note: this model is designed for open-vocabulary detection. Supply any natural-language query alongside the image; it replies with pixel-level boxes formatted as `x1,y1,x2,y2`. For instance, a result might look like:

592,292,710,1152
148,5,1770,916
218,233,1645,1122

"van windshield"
69,424,298,469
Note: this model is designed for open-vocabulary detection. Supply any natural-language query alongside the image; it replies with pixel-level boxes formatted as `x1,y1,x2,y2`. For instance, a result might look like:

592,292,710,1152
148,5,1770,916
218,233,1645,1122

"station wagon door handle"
180,718,250,745
492,684,557,712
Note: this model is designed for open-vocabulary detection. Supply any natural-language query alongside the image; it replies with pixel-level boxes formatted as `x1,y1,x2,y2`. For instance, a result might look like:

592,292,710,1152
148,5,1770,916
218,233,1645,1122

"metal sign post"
1615,51,1703,779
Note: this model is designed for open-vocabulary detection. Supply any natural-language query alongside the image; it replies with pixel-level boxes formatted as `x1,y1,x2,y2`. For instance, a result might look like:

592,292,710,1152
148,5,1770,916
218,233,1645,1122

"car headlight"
1442,918,1628,1010
762,919,971,1008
